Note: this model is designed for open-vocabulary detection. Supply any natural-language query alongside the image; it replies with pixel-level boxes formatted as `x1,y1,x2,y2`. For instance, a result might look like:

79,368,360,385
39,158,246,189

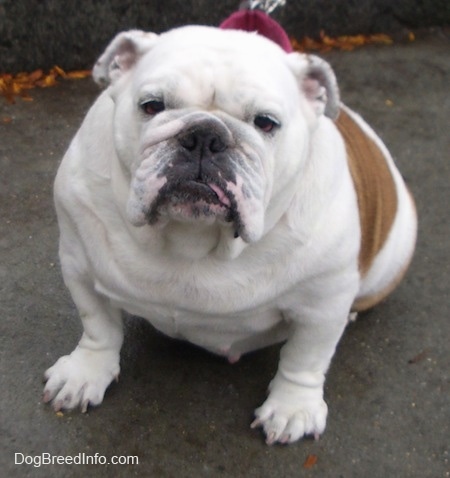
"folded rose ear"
92,30,159,87
287,53,340,119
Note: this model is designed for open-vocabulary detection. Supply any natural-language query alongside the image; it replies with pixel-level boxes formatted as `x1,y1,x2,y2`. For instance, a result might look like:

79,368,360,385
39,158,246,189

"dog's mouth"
146,179,236,226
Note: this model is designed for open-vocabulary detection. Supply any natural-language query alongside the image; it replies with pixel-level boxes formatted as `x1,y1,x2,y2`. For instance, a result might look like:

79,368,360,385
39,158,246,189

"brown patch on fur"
335,108,398,276
351,188,416,312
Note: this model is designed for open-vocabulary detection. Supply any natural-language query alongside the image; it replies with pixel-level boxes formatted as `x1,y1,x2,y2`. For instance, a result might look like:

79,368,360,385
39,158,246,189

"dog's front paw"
251,378,328,445
43,347,120,413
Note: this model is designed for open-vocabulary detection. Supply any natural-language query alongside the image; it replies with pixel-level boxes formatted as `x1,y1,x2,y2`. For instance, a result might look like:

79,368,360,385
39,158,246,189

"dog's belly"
95,279,289,357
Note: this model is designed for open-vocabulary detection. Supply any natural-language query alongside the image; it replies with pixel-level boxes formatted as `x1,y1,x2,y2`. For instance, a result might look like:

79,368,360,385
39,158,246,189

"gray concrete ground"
1,30,449,477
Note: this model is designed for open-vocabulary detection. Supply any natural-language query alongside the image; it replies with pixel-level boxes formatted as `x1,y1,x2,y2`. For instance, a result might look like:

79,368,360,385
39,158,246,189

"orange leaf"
28,69,44,82
291,31,393,53
303,454,318,469
370,33,393,44
52,65,67,78
12,82,23,94
350,34,366,45
14,72,29,81
1,66,92,102
66,70,91,79
36,74,57,88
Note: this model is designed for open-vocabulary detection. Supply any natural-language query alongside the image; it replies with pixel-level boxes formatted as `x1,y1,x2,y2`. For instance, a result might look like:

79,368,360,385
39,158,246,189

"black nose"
179,129,228,155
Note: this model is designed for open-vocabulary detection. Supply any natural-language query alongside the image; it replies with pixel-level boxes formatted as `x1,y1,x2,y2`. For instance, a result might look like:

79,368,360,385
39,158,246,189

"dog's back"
336,106,417,311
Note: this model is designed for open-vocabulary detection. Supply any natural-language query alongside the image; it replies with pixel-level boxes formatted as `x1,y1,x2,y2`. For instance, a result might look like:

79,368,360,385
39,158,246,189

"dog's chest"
93,265,288,355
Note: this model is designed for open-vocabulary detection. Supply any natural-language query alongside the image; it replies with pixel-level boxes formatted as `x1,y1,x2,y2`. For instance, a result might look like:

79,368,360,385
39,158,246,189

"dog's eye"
254,115,280,133
140,100,165,116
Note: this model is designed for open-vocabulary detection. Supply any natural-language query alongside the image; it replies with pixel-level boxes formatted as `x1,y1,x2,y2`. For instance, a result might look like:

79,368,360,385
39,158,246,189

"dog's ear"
92,30,158,87
287,53,340,119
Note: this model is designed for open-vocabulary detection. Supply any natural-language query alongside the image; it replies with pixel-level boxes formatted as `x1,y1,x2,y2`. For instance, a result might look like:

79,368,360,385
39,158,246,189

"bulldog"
43,26,417,445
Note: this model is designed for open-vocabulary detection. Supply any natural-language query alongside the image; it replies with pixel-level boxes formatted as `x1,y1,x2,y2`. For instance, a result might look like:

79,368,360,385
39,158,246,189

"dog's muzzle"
127,113,266,243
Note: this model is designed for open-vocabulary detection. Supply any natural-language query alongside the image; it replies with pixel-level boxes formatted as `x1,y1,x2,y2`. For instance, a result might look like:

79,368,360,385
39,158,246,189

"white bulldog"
43,26,417,445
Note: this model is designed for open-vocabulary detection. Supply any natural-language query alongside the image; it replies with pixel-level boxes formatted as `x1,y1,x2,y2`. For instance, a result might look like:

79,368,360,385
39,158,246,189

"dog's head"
93,26,339,250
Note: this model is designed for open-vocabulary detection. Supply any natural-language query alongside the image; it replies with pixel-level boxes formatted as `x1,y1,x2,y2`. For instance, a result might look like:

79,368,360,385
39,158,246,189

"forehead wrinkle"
173,63,217,109
138,41,295,115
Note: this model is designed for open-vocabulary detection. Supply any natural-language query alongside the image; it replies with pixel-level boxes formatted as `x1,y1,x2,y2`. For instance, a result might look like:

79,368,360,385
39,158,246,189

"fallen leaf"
1,66,91,103
303,454,318,469
291,31,393,53
51,65,67,78
28,69,44,82
408,349,429,364
36,73,58,88
66,70,91,79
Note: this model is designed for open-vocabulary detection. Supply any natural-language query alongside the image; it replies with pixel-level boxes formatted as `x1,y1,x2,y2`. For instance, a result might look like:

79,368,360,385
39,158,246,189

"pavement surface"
1,30,449,477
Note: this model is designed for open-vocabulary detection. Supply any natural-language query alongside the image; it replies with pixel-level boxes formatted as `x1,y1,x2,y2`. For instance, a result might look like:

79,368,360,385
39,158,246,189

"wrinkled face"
111,28,311,243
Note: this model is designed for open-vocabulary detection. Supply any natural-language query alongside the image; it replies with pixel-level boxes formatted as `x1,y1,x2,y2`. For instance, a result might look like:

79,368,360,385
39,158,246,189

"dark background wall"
1,0,449,73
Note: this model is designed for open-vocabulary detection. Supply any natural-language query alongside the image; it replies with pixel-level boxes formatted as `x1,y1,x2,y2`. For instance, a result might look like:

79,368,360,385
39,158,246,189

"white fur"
44,26,416,445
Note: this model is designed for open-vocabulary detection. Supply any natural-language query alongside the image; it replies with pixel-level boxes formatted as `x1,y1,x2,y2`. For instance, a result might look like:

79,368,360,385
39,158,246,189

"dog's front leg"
43,278,123,413
252,300,350,445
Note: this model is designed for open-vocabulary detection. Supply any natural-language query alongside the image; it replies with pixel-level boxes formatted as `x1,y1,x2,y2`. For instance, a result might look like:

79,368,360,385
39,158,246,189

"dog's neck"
159,221,248,261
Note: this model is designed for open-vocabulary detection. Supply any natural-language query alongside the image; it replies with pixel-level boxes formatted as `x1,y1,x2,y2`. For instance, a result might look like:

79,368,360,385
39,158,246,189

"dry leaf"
291,31,393,53
52,65,67,78
66,70,91,79
28,69,44,82
1,66,91,103
303,454,318,469
408,349,429,364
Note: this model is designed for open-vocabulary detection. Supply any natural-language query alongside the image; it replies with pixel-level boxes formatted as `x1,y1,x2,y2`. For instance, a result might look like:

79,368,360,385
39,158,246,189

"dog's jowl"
43,26,417,445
